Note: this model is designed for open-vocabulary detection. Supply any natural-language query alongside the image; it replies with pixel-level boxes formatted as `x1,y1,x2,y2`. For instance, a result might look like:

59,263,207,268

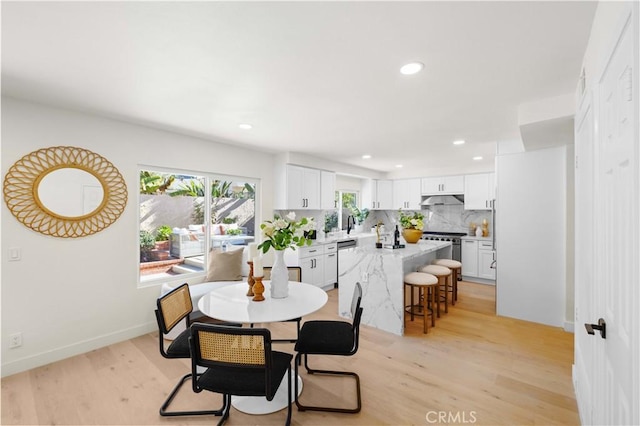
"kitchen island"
338,239,452,335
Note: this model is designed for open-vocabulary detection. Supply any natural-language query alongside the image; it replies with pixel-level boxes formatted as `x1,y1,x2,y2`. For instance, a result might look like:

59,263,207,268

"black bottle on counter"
394,225,400,246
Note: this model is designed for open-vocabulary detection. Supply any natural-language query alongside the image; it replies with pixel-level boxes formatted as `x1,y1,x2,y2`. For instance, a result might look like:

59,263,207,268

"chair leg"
286,364,292,426
216,394,231,426
294,353,361,413
159,373,226,417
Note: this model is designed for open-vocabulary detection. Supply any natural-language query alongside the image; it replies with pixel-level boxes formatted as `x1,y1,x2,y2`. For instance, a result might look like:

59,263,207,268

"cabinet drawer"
298,245,323,258
479,241,493,250
323,243,337,254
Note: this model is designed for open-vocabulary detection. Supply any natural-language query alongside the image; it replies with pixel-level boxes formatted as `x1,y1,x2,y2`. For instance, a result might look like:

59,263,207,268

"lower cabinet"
323,243,338,287
285,243,336,289
478,245,496,280
461,238,496,283
461,239,479,277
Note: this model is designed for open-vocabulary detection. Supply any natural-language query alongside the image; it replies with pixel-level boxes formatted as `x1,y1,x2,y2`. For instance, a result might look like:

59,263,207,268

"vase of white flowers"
258,212,315,298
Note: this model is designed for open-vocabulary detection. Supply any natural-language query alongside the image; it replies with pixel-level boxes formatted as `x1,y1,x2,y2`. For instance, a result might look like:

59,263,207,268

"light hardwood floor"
1,282,579,425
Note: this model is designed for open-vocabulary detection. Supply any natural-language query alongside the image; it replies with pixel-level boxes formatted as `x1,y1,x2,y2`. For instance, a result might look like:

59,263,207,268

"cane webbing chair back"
263,266,302,282
196,331,266,366
157,284,193,334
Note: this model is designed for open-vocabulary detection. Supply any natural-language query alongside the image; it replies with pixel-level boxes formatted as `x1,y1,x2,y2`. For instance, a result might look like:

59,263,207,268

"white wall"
0,97,276,376
496,146,567,327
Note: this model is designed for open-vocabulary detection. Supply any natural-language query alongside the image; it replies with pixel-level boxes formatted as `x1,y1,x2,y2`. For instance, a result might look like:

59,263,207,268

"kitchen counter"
312,231,378,244
338,239,452,336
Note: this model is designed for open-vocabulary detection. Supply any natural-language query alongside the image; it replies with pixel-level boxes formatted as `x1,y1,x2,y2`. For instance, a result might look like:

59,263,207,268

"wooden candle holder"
252,276,265,302
247,261,255,296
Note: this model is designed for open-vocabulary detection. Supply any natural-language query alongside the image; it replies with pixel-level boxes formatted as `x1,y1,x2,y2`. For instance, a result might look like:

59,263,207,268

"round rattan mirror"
3,146,127,238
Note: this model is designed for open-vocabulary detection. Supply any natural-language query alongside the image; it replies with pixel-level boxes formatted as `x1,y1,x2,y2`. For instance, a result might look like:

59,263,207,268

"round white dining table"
197,281,329,415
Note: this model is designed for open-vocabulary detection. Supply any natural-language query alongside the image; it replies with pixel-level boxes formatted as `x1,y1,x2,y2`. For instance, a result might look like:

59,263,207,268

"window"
338,190,358,230
139,168,257,284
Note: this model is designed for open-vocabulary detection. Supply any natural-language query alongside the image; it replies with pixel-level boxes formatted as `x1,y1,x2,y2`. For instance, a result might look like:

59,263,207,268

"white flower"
286,211,296,221
262,224,275,237
273,218,288,230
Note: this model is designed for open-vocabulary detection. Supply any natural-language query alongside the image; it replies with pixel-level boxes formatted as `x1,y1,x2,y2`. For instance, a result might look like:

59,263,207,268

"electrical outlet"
9,332,22,348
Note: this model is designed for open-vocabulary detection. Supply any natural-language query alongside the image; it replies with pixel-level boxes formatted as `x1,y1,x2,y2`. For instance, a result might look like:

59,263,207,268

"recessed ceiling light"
473,156,483,161
362,154,372,159
453,140,466,145
238,123,252,130
400,62,424,75
395,164,403,168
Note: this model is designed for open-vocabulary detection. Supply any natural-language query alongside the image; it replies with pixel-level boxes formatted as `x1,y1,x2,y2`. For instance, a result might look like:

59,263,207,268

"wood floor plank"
1,281,579,425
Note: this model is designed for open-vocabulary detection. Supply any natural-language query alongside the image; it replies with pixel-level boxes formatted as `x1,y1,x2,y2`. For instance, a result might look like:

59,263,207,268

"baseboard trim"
564,321,575,333
1,321,157,378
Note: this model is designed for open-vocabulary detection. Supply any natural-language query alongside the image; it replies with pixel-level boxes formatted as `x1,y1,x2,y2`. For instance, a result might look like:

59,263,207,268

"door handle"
585,318,606,339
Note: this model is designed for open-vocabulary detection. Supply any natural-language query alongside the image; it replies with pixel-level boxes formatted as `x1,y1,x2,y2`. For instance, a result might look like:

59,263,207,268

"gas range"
422,231,467,242
421,231,465,264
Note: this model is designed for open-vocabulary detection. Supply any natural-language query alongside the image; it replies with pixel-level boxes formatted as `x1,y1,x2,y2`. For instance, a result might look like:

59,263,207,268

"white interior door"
574,88,596,424
590,6,638,425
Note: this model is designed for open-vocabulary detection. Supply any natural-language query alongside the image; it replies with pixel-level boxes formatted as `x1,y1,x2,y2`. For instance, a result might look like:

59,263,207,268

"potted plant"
323,211,338,235
350,205,369,232
139,230,156,262
154,225,172,251
398,210,425,244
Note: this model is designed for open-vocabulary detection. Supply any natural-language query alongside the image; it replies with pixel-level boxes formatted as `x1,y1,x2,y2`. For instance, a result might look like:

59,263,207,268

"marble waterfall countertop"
338,239,452,336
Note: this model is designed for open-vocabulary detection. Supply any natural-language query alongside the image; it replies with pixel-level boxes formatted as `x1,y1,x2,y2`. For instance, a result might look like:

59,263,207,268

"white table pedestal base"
231,371,302,414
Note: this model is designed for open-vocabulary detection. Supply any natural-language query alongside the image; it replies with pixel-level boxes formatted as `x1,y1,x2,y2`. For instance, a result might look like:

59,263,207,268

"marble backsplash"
367,206,492,236
275,206,492,238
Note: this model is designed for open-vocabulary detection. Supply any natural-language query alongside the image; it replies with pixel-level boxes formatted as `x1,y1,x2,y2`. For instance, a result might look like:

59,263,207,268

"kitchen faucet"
346,215,356,235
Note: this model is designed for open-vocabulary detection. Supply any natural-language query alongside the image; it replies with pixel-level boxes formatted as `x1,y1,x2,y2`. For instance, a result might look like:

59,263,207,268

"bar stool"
419,264,452,315
432,259,462,305
403,272,438,334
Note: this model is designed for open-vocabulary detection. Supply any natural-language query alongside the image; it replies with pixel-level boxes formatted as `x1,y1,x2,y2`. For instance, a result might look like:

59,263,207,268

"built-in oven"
421,232,466,277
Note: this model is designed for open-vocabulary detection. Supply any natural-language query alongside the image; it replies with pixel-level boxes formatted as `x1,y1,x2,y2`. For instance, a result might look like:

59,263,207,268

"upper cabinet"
464,173,495,210
275,164,321,210
393,178,421,210
320,170,336,210
421,175,464,195
362,179,394,210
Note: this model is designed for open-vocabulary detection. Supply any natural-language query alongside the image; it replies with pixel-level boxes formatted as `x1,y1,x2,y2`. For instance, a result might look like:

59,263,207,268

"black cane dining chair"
293,282,364,413
154,283,231,417
261,266,303,343
189,323,293,426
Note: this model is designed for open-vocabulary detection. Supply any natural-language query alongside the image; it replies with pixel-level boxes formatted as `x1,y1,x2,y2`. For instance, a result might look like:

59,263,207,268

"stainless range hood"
421,195,464,206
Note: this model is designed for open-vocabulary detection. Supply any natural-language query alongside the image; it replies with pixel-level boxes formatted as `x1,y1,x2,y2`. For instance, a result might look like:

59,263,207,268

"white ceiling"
1,1,597,177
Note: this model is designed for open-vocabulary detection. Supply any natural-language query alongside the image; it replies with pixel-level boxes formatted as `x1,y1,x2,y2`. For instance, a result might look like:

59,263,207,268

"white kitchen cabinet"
393,178,421,210
363,179,394,210
323,243,338,287
276,164,321,210
421,175,464,195
464,173,496,210
478,241,496,280
461,239,479,276
285,243,336,289
320,170,336,210
461,238,496,283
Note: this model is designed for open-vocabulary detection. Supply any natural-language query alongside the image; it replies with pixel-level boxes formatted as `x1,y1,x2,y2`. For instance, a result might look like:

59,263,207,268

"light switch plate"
8,247,21,261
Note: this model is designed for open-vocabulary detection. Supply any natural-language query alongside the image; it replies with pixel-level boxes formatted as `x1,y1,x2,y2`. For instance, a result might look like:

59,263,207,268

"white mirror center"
37,168,104,217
